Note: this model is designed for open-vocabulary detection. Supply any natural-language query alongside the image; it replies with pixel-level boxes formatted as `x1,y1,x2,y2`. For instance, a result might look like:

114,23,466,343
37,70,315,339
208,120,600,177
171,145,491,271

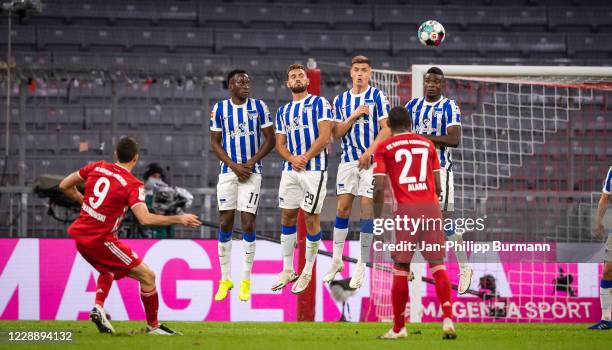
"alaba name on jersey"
405,96,460,171
68,160,145,243
210,98,273,174
275,94,333,171
373,132,441,204
333,86,390,163
604,166,612,194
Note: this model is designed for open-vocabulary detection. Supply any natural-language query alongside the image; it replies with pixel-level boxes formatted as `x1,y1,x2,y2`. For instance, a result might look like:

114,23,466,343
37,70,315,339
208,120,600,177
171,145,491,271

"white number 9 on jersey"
89,177,110,209
395,148,429,185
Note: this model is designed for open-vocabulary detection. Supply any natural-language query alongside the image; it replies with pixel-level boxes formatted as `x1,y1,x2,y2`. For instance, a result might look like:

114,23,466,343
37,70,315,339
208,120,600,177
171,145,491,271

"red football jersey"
373,132,441,204
68,160,145,244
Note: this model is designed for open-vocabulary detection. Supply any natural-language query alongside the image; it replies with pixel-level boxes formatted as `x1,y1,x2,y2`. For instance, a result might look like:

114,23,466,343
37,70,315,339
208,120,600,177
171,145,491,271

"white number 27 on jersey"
89,177,110,209
395,148,429,184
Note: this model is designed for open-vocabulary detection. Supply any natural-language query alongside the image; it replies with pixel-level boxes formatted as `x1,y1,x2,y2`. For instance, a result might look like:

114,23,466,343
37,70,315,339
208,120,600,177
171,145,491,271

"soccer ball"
417,20,445,47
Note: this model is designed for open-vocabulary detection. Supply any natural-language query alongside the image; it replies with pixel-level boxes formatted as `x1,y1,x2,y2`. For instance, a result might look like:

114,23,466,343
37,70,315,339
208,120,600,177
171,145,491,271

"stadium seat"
548,7,612,32
85,106,112,129
392,31,478,57
0,25,36,49
231,55,307,74
567,34,612,58
199,3,285,28
280,4,332,28
478,33,565,58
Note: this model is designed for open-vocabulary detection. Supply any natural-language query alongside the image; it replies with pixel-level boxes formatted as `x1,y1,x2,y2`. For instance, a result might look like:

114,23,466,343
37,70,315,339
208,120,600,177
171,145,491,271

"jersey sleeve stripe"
604,167,612,193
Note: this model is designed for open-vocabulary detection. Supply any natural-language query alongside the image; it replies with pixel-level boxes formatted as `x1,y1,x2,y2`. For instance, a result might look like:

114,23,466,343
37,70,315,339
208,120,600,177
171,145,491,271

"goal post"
369,64,612,323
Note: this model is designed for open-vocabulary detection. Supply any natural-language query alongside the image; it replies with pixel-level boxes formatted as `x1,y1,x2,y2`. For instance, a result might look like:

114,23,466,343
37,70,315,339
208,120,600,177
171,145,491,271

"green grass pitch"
0,321,609,350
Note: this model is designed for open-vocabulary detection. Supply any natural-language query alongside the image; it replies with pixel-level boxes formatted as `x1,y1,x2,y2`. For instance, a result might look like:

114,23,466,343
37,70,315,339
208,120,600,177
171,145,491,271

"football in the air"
418,20,445,46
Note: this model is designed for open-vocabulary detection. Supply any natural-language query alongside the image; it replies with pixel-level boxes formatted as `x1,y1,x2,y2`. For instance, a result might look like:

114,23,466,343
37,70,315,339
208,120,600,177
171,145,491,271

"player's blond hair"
286,63,306,78
351,55,371,67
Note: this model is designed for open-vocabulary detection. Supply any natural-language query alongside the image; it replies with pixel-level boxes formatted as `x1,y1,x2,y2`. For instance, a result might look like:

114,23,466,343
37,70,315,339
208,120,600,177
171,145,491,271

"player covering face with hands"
59,137,201,335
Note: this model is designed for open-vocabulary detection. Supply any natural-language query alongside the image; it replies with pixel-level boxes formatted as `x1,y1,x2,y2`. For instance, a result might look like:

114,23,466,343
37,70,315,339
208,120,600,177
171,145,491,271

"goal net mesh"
369,67,612,323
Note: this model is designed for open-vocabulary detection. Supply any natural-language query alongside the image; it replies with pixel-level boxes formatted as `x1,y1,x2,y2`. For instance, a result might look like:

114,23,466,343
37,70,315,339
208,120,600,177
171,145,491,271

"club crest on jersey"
434,107,444,119
247,110,258,120
292,115,301,126
364,99,375,106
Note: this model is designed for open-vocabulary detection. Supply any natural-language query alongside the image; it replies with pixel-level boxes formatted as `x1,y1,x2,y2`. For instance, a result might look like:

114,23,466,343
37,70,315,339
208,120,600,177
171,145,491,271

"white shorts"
278,170,327,214
336,161,374,198
439,169,454,212
216,172,261,214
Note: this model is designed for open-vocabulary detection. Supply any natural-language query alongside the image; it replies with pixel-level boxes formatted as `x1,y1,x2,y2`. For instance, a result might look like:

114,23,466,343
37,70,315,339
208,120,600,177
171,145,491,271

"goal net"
369,65,612,323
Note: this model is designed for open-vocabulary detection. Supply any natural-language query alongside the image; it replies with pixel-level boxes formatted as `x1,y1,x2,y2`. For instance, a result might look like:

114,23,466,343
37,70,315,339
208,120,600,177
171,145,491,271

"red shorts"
75,238,142,280
390,204,446,263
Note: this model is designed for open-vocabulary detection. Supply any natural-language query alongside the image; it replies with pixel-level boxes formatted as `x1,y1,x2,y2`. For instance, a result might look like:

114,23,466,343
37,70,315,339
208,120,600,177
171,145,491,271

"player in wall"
59,137,201,335
324,55,391,289
210,70,276,302
373,106,455,339
405,66,474,294
271,63,333,294
589,166,612,330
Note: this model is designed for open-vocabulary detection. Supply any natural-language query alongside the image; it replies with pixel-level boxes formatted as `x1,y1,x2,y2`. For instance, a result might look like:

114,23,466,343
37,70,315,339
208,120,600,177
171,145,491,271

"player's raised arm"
59,171,85,205
359,119,391,170
131,203,201,228
372,144,387,219
303,97,333,161
421,97,462,148
358,90,392,170
332,104,368,139
424,124,461,148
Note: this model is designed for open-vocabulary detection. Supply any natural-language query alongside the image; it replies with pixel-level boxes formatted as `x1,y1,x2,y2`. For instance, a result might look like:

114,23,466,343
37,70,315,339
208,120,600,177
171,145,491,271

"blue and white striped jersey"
210,98,273,174
275,94,333,171
405,96,461,171
333,86,390,163
603,166,612,194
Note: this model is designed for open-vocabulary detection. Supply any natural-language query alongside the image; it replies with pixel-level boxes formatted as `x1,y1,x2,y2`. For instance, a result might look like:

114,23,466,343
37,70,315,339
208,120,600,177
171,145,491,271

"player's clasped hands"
358,151,372,170
350,105,369,120
290,155,308,172
230,162,252,182
179,214,202,228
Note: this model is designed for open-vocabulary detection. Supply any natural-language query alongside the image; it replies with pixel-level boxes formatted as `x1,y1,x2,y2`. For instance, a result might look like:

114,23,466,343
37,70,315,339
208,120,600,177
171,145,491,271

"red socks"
95,272,114,307
140,288,160,328
431,265,453,319
391,269,410,333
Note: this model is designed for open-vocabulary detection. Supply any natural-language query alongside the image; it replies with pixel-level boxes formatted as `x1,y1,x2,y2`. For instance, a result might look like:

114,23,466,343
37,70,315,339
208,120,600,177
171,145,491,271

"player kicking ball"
210,70,275,302
405,66,473,294
589,166,612,330
271,63,333,294
59,137,201,335
324,56,391,289
373,107,455,340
